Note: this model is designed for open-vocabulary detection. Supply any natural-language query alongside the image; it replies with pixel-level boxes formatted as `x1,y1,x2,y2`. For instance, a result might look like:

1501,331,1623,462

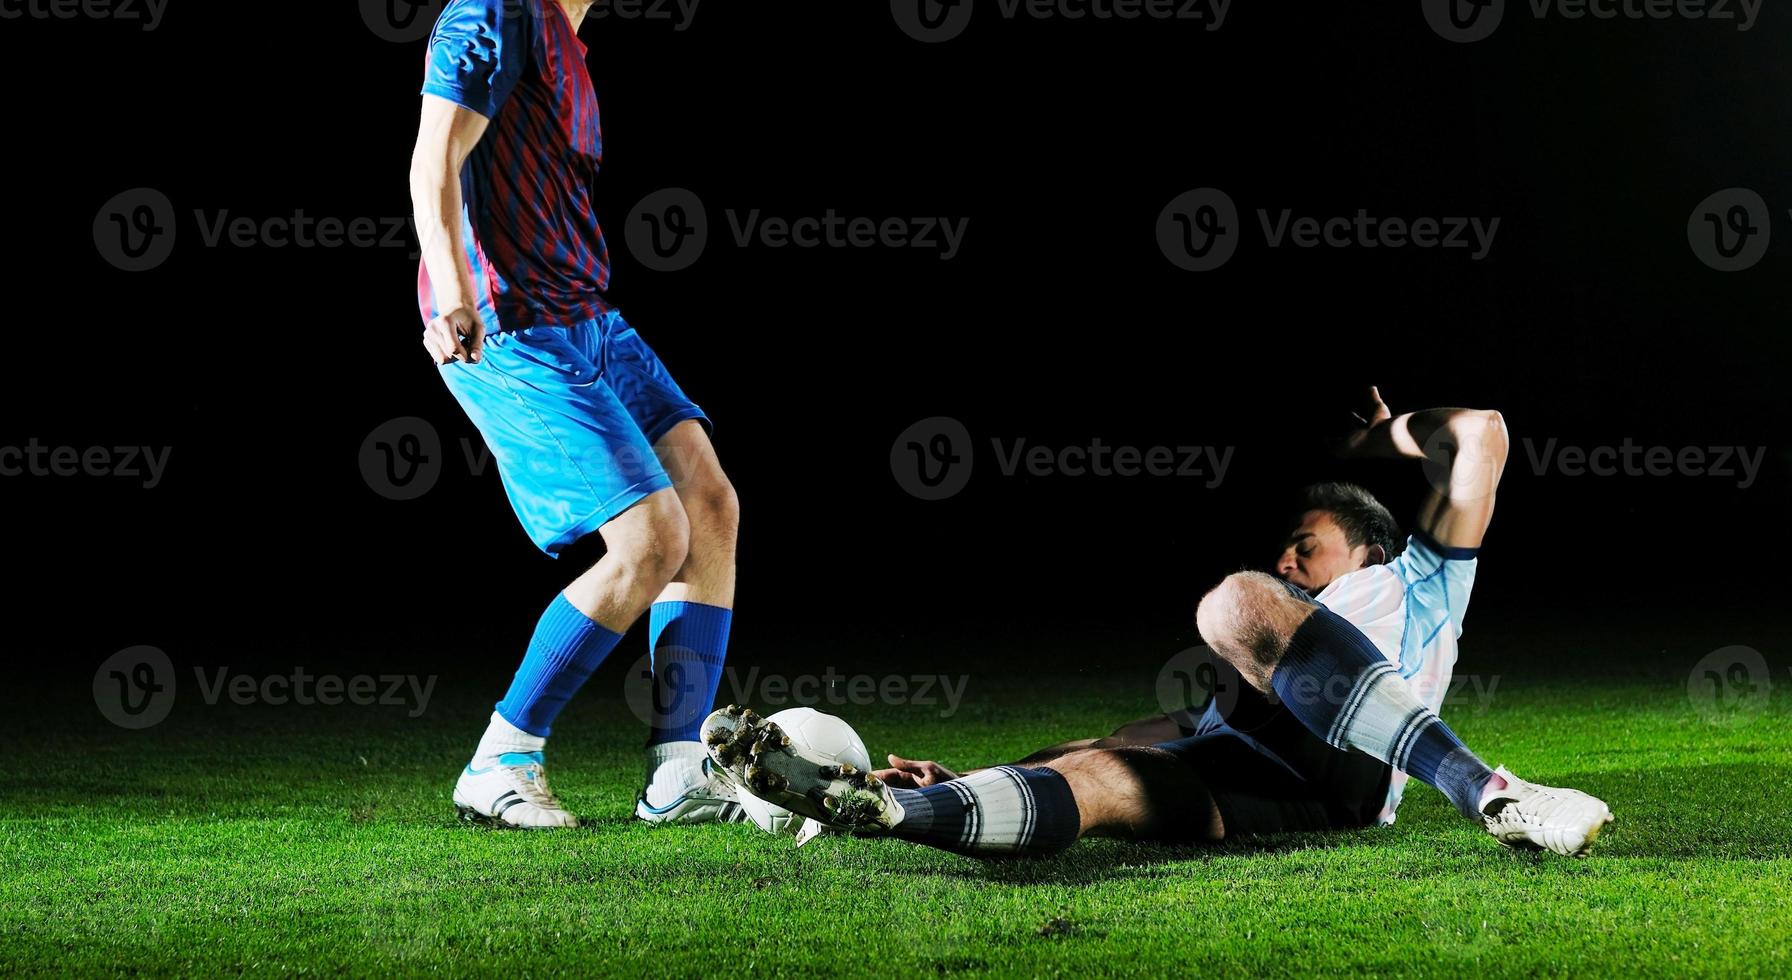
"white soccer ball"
737,707,871,836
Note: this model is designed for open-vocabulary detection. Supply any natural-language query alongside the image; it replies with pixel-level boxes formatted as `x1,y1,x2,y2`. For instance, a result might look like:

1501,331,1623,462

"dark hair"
1297,482,1400,560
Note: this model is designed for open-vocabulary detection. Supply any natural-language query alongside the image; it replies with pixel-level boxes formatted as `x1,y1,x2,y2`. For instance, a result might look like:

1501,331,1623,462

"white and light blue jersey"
1313,530,1480,823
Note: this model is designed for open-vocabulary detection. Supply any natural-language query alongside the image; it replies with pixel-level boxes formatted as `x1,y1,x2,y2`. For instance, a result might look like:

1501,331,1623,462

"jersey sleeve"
1388,529,1479,644
420,0,529,120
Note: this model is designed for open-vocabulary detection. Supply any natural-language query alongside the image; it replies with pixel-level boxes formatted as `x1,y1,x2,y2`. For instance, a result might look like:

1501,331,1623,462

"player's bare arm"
410,95,490,366
1336,386,1510,548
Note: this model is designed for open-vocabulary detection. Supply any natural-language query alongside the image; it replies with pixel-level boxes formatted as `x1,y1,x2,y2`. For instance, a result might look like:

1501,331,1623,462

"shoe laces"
510,761,566,810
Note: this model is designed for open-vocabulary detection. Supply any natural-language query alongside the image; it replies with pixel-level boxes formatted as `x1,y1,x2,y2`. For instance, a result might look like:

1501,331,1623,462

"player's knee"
1196,571,1297,677
618,490,691,586
686,475,740,542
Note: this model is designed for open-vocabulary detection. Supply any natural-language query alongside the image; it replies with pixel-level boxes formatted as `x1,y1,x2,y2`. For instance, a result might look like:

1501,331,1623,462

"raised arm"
1337,386,1509,549
411,95,490,365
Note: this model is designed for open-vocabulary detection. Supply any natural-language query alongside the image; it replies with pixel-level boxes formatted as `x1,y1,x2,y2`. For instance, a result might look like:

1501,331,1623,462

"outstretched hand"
1334,385,1393,458
872,754,961,789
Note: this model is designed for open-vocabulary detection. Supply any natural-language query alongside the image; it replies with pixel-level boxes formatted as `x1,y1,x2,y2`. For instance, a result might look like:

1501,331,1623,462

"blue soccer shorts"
437,309,709,556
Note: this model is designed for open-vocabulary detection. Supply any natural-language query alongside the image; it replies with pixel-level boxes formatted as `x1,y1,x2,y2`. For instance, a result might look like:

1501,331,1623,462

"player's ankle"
642,740,707,808
472,711,547,767
1476,770,1511,811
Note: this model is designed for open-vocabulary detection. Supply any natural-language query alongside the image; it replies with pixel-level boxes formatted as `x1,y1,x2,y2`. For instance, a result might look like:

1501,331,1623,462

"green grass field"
6,628,1789,976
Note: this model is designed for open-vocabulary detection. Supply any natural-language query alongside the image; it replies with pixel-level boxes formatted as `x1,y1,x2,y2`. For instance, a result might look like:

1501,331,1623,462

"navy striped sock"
1272,607,1494,818
889,766,1081,856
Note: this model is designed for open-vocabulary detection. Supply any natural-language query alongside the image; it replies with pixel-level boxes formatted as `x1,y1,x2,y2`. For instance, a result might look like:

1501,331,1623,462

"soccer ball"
736,707,871,836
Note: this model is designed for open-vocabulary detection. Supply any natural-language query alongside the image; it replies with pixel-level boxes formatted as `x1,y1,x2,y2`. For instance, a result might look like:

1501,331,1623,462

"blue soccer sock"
1272,607,1496,818
888,766,1082,856
494,592,624,738
644,600,731,746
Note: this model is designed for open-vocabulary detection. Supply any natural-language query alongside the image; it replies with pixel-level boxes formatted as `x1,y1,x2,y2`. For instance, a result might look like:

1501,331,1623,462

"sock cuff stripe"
946,779,978,847
1389,707,1436,771
992,766,1036,850
1328,661,1398,748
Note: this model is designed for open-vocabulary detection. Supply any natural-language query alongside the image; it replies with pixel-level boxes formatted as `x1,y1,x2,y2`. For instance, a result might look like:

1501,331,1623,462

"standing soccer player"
410,0,741,828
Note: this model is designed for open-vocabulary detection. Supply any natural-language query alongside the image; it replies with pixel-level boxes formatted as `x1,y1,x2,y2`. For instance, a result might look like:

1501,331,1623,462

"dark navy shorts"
1154,661,1392,837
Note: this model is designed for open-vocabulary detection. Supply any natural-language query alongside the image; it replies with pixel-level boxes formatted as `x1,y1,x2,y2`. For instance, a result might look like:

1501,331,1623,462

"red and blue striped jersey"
418,0,610,330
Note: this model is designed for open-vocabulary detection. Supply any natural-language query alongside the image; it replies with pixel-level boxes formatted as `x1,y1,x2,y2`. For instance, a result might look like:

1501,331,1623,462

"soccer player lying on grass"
704,390,1615,857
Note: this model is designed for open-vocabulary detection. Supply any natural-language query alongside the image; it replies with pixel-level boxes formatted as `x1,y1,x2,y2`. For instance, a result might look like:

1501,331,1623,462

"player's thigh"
1046,746,1223,843
594,310,712,450
653,418,738,534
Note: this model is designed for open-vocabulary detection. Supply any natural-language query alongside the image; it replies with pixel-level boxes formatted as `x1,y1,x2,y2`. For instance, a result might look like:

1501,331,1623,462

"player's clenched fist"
423,306,485,365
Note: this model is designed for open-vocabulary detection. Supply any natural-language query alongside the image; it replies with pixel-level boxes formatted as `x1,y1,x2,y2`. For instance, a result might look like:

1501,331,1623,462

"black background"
4,0,1787,687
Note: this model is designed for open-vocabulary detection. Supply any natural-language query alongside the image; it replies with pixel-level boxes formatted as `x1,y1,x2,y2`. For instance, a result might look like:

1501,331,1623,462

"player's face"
1275,510,1373,594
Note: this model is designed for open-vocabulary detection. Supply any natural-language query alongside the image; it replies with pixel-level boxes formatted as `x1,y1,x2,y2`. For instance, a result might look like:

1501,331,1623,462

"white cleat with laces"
1480,765,1613,858
454,751,580,829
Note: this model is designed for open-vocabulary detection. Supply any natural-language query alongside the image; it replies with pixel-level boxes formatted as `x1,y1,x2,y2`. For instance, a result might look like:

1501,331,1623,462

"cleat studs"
724,704,748,717
746,766,788,794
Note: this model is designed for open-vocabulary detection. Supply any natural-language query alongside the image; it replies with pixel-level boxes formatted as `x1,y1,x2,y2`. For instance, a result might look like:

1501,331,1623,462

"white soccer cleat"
453,751,580,829
1480,765,1613,858
634,757,746,825
700,704,904,833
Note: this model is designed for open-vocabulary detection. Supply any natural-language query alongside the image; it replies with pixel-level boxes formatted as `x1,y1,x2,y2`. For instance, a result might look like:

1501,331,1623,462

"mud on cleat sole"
700,704,899,831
